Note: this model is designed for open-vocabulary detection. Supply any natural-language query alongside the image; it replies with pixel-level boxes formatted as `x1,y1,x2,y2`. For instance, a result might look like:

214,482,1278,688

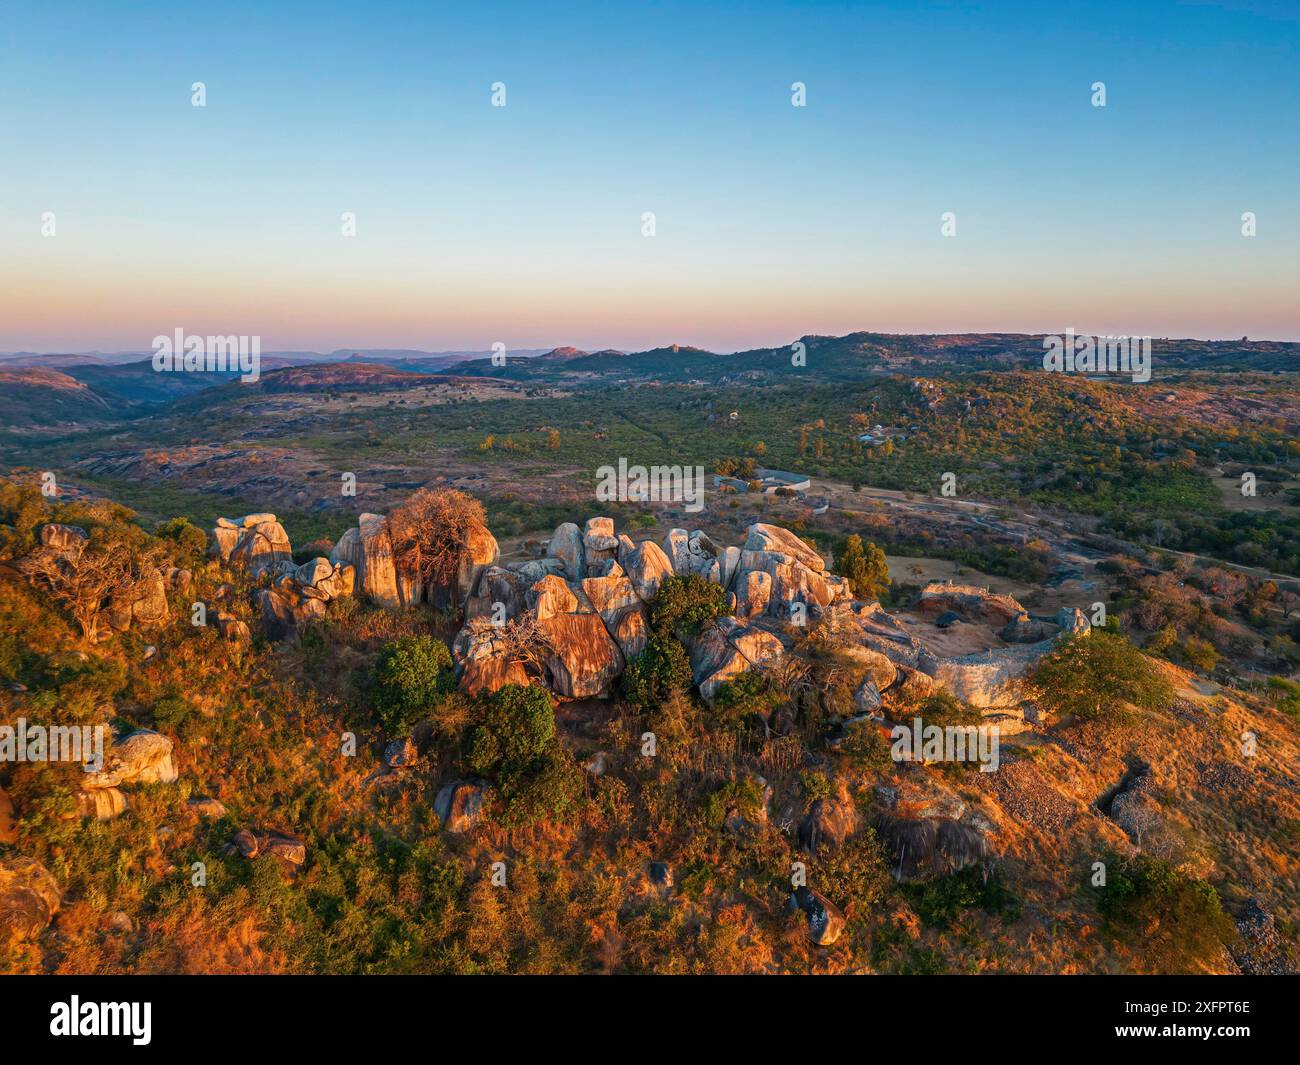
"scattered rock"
799,778,859,854
0,856,61,937
76,787,127,821
188,798,227,819
791,886,845,946
435,780,488,833
84,730,178,789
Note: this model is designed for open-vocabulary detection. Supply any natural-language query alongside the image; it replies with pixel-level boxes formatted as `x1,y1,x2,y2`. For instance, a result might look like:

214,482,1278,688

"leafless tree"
387,488,487,590
20,531,155,642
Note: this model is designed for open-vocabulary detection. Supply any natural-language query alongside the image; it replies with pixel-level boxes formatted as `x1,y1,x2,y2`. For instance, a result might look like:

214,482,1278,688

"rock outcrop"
0,856,61,937
212,514,294,577
84,729,178,789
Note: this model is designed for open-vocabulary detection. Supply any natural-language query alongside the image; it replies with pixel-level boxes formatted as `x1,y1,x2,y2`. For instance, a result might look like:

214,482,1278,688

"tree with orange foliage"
387,488,487,591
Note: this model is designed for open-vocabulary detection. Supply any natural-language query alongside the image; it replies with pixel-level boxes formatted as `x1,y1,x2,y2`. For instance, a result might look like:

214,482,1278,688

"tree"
372,635,455,736
20,525,162,642
1028,630,1174,722
467,684,580,826
837,534,890,600
387,488,487,591
546,429,561,450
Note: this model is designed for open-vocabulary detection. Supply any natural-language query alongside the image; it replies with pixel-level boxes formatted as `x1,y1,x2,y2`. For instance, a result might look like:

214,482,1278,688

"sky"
2,0,1298,353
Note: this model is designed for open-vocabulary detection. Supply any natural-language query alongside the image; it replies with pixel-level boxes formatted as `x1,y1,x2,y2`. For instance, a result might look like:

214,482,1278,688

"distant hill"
253,361,430,393
66,358,245,405
0,367,125,426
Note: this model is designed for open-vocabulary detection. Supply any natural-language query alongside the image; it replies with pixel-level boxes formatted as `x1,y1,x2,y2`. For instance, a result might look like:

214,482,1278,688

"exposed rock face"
791,886,845,946
435,780,487,833
258,582,327,642
799,778,859,855
453,522,500,608
453,625,531,697
40,523,88,551
465,566,528,625
623,539,673,602
103,569,170,631
548,522,585,580
734,570,771,620
582,517,619,568
77,787,127,821
689,619,784,702
874,813,989,882
358,513,401,609
928,643,1046,708
530,574,580,621
853,678,883,714
539,612,624,698
0,856,61,937
434,512,1067,711
329,526,363,569
84,729,178,789
744,523,826,573
1000,613,1052,644
215,516,294,577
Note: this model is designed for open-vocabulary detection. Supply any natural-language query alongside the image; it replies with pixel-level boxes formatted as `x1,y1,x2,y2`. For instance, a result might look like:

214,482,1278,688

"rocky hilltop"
199,504,1086,729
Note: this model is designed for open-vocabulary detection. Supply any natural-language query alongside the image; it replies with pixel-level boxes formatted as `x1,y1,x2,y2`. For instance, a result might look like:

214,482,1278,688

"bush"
1181,636,1220,673
1028,630,1174,722
903,865,1021,930
648,574,729,638
466,684,580,826
1094,853,1237,972
371,636,455,737
154,516,208,566
620,634,693,712
709,670,781,730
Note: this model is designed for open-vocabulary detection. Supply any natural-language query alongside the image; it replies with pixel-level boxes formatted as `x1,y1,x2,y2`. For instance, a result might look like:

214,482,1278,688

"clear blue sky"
2,0,1297,351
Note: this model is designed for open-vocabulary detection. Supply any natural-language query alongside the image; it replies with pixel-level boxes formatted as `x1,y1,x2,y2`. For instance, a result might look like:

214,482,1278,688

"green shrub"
1094,853,1237,972
372,636,455,737
620,634,693,712
709,670,781,730
466,684,580,826
153,516,208,566
648,574,729,638
903,864,1021,930
1028,630,1174,722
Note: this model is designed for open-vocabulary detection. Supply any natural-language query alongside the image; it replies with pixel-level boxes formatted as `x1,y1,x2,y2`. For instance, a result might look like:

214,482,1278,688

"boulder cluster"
452,518,859,702
202,506,1090,719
